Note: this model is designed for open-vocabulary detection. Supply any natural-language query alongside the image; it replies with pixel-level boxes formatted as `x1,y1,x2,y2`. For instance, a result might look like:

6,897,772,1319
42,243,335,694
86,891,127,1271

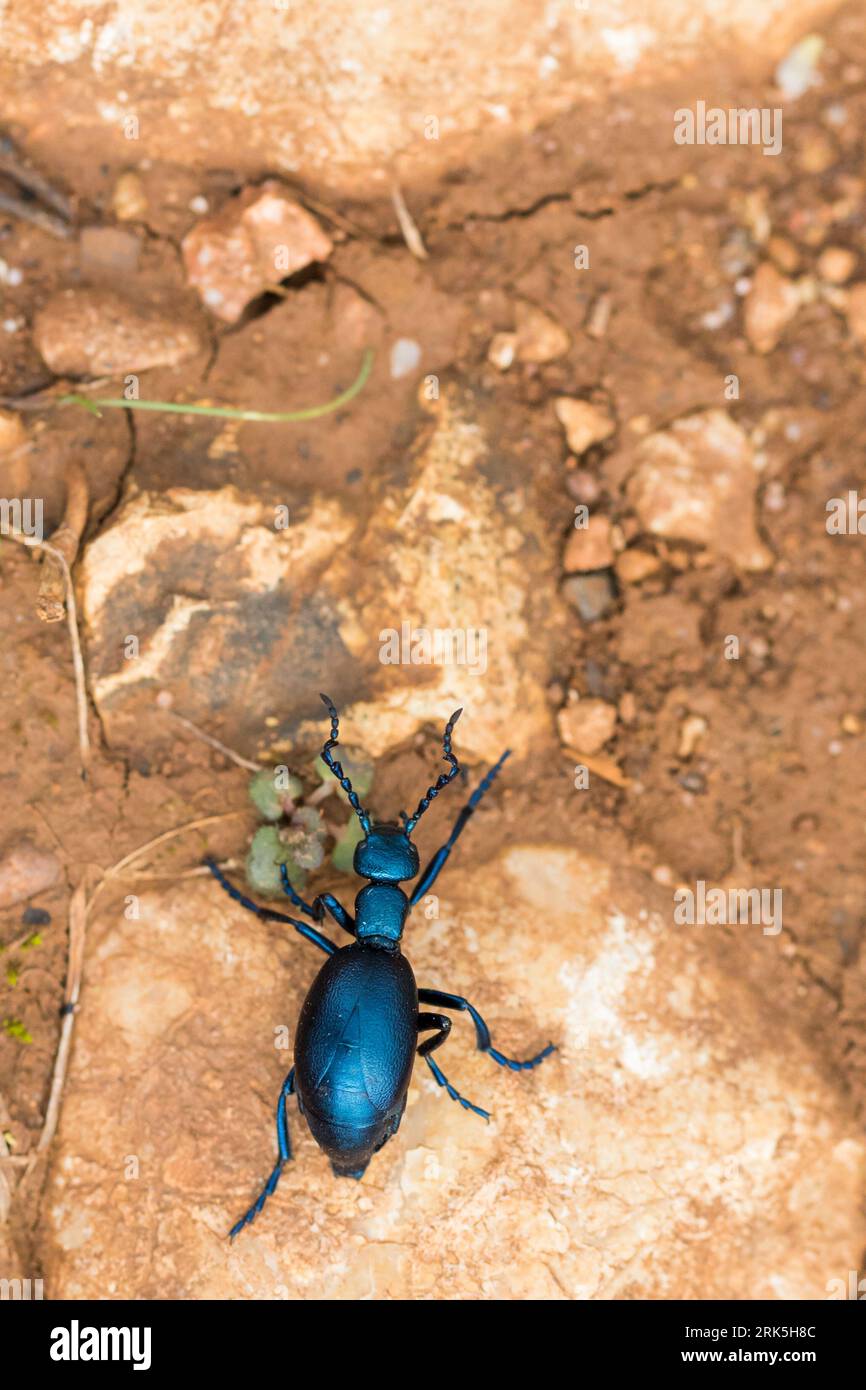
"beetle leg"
312,892,356,938
206,859,337,955
418,988,555,1071
229,1067,295,1240
277,866,356,936
409,750,511,907
417,1012,490,1121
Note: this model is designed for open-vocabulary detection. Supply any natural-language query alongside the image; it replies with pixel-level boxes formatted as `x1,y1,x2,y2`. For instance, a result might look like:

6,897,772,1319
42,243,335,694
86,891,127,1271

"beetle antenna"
404,708,462,833
319,693,372,833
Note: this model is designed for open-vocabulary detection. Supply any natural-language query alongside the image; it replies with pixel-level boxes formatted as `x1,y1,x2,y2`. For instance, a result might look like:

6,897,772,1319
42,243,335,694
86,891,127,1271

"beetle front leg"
278,865,356,937
418,988,555,1071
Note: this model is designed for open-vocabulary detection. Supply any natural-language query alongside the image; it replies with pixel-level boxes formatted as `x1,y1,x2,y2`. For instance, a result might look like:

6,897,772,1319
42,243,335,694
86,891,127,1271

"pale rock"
563,515,615,573
182,181,333,323
615,548,662,584
40,849,866,1299
33,287,206,376
514,301,570,363
561,571,616,622
817,246,856,285
624,410,774,572
554,398,615,455
557,697,617,754
112,171,148,223
744,263,802,353
487,332,517,371
0,840,62,909
80,390,558,763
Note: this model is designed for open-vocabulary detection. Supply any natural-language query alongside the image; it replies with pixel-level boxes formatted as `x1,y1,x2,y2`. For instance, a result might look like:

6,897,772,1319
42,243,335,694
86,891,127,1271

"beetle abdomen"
295,944,417,1166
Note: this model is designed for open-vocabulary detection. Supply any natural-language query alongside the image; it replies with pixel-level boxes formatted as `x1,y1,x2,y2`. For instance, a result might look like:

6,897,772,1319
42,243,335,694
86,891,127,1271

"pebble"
554,397,615,454
514,301,570,363
563,515,615,572
565,469,601,505
182,180,333,323
744,263,802,354
0,408,27,459
775,35,825,100
112,171,148,222
390,338,421,379
33,287,206,376
766,236,800,275
625,410,773,572
817,247,856,285
677,714,707,759
561,571,616,622
557,697,617,755
615,548,661,584
487,332,517,371
841,713,863,735
0,842,62,911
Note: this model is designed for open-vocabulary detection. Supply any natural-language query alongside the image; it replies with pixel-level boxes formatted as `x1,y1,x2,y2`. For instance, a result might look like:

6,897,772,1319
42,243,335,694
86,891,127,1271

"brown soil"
2,0,866,1282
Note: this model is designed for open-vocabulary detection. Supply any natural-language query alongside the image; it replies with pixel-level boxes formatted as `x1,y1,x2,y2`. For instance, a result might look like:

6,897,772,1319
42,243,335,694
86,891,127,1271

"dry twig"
5,532,90,774
36,459,88,624
167,711,262,773
390,182,429,261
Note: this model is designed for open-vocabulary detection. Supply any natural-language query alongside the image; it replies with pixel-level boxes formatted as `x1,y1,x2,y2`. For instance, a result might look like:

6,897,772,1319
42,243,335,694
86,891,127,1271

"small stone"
390,338,421,379
679,771,707,795
615,549,662,584
844,284,866,345
557,698,617,755
182,180,333,323
619,692,637,723
795,127,836,174
514,301,570,363
585,293,611,339
487,332,517,370
565,469,601,505
744,263,802,354
841,713,863,736
112,171,148,222
33,287,206,376
0,409,27,459
563,516,615,572
554,398,615,454
776,34,825,100
625,410,773,572
817,247,856,285
0,842,61,911
767,236,800,274
561,571,616,622
677,714,707,759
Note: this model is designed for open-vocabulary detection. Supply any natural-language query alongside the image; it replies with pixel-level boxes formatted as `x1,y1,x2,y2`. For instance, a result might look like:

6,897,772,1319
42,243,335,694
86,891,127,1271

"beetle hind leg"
229,1066,295,1240
417,1012,490,1121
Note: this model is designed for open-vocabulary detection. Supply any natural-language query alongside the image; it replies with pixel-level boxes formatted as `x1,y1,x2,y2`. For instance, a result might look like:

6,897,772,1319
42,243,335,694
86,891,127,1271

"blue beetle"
207,694,554,1238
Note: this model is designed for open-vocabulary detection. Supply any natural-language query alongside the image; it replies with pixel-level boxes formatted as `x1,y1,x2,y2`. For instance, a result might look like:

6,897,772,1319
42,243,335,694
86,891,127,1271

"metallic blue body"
207,694,556,1239
295,944,417,1174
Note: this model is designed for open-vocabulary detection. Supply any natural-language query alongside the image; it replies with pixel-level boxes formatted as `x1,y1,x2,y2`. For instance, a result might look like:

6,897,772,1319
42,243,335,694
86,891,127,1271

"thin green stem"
58,348,374,423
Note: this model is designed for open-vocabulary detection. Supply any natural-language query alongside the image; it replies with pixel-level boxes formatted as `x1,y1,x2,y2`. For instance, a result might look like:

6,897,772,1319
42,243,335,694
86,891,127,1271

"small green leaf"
3,1017,33,1043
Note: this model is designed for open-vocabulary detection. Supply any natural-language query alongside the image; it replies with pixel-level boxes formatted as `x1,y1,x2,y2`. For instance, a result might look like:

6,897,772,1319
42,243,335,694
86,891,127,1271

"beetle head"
354,823,420,883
